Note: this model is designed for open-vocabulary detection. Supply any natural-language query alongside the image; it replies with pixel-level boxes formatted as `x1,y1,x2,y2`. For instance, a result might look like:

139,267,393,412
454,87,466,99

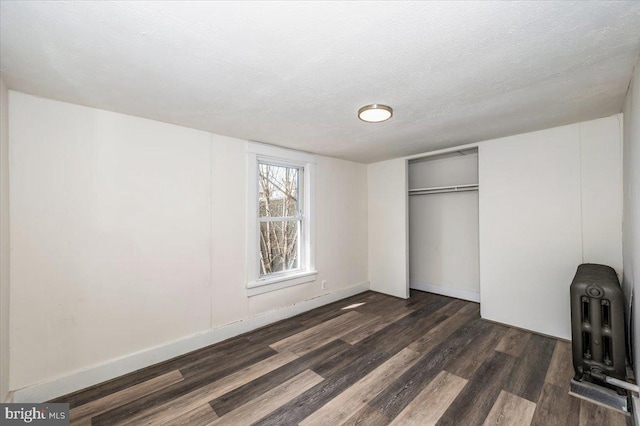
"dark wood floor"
53,290,630,426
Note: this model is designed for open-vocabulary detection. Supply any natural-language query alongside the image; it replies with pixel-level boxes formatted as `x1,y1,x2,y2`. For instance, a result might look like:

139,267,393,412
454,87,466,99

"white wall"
622,56,640,371
0,75,10,402
479,116,623,340
408,154,479,301
368,158,409,299
8,92,368,396
581,118,624,272
10,92,212,391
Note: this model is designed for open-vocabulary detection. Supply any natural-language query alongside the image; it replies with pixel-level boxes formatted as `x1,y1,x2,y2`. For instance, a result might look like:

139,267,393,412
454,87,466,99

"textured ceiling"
1,1,640,163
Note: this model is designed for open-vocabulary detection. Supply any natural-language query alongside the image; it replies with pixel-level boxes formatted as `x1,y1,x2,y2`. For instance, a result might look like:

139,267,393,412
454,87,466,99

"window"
247,142,316,295
258,162,302,276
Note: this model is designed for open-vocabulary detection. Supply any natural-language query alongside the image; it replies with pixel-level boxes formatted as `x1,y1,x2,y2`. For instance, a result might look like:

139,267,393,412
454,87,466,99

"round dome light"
358,104,393,123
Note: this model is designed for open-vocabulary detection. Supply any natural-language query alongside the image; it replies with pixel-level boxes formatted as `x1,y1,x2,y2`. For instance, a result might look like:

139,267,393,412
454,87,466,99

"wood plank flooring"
52,290,631,426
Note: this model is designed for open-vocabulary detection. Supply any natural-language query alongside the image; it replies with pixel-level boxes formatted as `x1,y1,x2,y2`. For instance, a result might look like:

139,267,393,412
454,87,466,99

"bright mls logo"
1,404,69,425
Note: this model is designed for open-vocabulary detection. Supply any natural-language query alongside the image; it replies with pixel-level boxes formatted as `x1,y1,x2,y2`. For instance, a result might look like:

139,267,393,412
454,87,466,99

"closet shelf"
408,183,478,195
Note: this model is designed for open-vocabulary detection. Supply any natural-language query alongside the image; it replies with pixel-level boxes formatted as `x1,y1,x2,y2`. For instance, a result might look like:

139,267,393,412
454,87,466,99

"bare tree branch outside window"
258,163,302,275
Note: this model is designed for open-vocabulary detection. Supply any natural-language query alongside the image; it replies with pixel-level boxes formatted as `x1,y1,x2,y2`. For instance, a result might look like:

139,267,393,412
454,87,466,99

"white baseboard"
410,282,480,303
12,281,370,403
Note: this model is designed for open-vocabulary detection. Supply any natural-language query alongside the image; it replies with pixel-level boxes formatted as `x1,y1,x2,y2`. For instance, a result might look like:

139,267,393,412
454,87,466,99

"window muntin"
258,162,304,277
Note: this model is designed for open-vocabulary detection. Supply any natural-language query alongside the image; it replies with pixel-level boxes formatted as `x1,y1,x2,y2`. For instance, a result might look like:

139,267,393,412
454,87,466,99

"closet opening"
408,148,480,303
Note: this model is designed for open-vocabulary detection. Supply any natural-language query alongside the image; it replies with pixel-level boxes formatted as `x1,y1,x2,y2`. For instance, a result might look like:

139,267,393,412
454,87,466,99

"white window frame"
247,142,316,296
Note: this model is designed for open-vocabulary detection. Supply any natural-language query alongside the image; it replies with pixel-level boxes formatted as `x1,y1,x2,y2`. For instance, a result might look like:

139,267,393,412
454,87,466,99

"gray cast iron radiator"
570,263,626,383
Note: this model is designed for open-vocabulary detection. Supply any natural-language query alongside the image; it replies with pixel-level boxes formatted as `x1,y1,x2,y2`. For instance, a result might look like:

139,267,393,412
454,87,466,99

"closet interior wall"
408,150,480,302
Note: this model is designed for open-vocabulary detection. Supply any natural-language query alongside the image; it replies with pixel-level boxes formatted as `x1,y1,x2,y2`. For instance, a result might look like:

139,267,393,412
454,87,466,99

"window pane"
259,220,300,275
259,163,300,218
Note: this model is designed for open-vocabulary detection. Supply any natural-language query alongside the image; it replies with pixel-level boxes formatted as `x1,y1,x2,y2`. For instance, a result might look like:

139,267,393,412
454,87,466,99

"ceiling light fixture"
358,104,393,123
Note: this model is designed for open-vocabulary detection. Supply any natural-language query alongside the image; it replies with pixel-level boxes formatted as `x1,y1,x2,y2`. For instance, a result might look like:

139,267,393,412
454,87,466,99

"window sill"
247,270,318,297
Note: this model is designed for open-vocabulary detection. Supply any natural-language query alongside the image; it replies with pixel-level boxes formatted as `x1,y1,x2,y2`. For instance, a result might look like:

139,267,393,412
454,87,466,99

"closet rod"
409,184,478,196
409,187,478,196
